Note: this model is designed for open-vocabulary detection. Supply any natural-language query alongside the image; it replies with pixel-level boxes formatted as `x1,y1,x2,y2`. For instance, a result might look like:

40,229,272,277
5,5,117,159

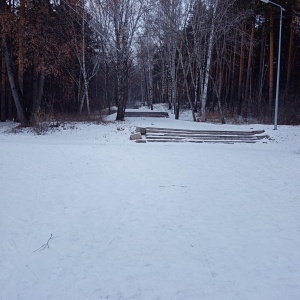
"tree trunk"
213,39,226,125
116,61,126,121
167,67,172,110
193,62,199,112
114,20,125,121
161,57,166,104
171,48,176,115
79,5,91,115
216,66,226,124
104,62,109,110
286,15,295,86
237,22,245,115
243,22,254,118
32,59,46,114
269,8,274,115
1,57,6,122
200,0,218,122
147,57,153,110
37,72,46,110
229,29,238,114
2,34,28,125
257,23,267,110
18,0,25,94
179,50,196,122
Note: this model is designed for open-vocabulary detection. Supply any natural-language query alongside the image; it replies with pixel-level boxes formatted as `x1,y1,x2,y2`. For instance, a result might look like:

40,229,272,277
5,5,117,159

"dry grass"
6,111,114,135
203,111,268,125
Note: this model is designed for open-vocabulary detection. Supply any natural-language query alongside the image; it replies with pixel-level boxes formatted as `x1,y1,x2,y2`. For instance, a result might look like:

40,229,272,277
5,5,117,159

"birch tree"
199,0,218,122
190,0,210,112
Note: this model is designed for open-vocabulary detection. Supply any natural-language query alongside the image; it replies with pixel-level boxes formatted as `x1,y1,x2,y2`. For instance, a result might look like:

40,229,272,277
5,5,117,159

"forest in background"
0,0,299,125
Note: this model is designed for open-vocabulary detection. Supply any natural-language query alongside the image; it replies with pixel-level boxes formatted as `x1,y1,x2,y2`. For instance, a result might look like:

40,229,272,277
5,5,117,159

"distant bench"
124,111,169,118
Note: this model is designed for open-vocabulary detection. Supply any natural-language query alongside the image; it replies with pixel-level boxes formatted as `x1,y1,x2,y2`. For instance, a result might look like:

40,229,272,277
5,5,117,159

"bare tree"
91,0,144,120
2,34,29,124
176,1,197,121
158,0,183,115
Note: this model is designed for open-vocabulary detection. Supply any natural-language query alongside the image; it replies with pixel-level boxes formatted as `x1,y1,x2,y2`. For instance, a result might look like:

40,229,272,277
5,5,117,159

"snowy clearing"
1,107,300,300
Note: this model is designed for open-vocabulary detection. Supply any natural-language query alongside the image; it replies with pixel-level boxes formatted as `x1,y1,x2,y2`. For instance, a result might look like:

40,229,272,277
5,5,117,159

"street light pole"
260,0,284,130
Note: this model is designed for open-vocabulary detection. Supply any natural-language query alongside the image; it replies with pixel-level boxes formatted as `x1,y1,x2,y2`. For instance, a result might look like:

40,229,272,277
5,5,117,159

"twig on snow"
33,234,56,253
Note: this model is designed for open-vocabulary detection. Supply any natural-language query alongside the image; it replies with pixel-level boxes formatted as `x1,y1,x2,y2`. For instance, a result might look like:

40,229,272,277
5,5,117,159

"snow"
1,106,300,300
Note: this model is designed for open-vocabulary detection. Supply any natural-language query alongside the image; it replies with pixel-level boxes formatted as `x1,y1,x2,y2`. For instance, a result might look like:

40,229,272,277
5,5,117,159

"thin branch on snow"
33,234,56,253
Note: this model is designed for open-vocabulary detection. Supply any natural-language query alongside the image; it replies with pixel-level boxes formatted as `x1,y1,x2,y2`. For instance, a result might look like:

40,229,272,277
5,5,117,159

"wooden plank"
132,126,267,144
146,134,258,140
146,139,257,144
146,129,262,136
146,127,264,135
146,137,258,141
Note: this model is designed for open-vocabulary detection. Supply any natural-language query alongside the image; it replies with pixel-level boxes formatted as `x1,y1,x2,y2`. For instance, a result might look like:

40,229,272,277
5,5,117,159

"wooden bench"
124,111,169,118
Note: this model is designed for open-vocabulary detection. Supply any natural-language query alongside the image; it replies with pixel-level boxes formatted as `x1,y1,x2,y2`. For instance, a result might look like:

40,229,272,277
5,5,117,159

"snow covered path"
0,115,300,300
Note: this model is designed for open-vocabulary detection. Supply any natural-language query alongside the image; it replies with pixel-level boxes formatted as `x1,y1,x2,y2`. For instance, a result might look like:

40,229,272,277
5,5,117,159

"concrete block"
130,132,142,140
135,127,146,135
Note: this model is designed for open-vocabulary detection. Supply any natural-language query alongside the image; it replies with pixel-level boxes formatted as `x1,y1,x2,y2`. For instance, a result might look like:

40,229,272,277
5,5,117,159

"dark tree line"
1,0,300,125
0,0,98,125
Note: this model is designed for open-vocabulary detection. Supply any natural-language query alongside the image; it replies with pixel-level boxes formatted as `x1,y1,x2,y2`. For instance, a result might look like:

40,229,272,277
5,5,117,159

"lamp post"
261,0,284,130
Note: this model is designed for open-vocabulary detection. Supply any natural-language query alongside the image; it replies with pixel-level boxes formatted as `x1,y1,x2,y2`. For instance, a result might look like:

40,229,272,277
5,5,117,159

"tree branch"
33,234,56,252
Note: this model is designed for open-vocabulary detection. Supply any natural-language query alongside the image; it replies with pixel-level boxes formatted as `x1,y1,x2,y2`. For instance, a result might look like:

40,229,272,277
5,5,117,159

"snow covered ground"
1,106,300,300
